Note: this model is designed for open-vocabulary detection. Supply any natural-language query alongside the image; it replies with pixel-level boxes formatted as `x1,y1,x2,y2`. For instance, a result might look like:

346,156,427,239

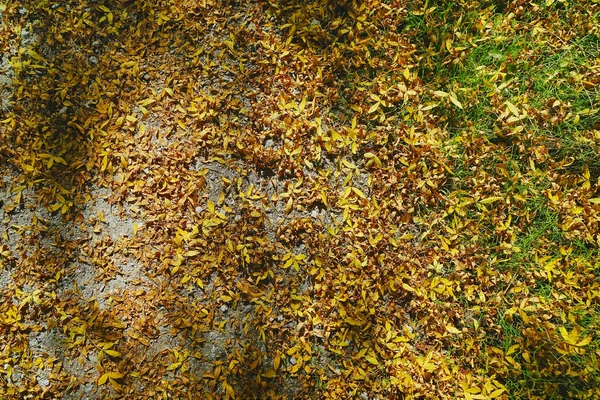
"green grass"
498,314,521,351
412,10,598,170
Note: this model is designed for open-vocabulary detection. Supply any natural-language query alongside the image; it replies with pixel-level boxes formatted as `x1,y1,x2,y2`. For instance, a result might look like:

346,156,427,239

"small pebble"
220,304,229,313
289,356,297,365
89,56,98,64
37,376,50,387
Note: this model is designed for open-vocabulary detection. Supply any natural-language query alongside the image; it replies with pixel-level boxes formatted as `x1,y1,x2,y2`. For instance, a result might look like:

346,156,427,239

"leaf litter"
1,0,599,399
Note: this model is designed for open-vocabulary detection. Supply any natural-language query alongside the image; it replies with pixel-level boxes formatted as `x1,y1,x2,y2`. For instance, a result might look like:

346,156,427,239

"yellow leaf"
365,355,379,365
274,353,281,371
369,93,382,102
352,187,367,199
223,381,235,398
449,92,463,109
402,283,415,292
575,336,592,347
506,344,519,356
167,362,182,371
364,152,382,168
422,362,436,372
98,373,109,386
505,100,520,117
445,324,461,334
104,349,121,357
299,96,306,112
138,98,156,106
285,197,293,215
480,196,503,204
27,49,44,61
282,257,295,269
369,233,383,246
345,317,363,326
223,40,235,52
489,388,505,398
49,203,63,212
290,146,302,157
352,367,367,380
107,371,124,379
559,327,577,345
368,102,380,114
399,233,414,240
433,90,449,98
262,370,277,378
589,198,600,204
